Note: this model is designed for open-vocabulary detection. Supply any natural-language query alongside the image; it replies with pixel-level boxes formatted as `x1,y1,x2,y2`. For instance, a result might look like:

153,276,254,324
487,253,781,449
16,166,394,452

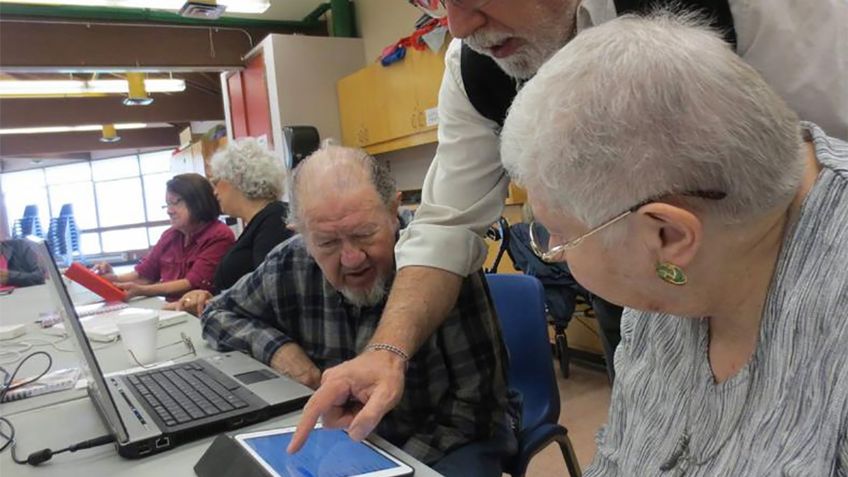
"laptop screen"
28,237,130,444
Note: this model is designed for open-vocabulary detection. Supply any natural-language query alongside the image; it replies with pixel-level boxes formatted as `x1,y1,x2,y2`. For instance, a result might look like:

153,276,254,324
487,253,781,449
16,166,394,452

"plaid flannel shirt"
200,234,510,465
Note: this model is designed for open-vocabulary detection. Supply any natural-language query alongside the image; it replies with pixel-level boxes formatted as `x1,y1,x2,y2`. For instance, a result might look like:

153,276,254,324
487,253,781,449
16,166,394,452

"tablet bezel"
234,424,415,477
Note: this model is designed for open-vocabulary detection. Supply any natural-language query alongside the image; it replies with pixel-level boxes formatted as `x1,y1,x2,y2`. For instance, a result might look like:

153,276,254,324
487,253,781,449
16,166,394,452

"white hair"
500,12,805,233
288,143,396,230
210,137,285,201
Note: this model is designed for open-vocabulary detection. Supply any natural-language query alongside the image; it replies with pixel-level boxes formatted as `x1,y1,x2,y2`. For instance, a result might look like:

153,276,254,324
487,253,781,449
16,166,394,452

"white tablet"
234,425,415,477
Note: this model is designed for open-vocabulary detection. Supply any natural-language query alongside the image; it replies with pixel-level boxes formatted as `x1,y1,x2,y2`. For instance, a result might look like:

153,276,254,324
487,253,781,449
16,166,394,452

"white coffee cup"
116,309,159,366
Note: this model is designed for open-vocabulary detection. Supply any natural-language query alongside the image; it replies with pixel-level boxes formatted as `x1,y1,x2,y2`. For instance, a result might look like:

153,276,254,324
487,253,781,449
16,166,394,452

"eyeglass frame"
408,0,495,18
528,190,727,263
160,197,185,210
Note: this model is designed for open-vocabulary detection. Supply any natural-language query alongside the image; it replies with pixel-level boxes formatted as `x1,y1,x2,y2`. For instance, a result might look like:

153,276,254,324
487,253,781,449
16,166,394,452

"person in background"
170,139,293,315
93,173,234,301
0,239,44,288
201,145,514,476
290,0,848,449
500,13,848,474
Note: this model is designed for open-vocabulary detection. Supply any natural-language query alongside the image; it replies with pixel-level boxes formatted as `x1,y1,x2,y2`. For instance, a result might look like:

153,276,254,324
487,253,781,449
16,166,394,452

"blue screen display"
243,428,399,477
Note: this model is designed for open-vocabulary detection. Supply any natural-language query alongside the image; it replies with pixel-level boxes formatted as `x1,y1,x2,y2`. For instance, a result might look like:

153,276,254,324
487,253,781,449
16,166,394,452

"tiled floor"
521,362,612,476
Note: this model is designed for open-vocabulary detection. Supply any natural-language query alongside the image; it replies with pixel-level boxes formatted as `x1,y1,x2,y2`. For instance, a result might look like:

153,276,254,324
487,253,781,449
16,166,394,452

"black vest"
461,0,737,127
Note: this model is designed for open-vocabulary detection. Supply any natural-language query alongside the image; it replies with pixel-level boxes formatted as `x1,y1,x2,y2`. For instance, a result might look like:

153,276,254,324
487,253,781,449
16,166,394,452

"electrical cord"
11,434,116,466
0,350,115,466
0,351,53,454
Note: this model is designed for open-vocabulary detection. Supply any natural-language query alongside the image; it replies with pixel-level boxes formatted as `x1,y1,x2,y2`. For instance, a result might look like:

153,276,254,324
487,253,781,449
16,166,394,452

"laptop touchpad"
234,369,279,385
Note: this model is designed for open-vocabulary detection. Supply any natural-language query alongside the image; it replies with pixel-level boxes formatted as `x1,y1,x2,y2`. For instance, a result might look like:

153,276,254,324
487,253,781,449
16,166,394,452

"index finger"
287,380,349,453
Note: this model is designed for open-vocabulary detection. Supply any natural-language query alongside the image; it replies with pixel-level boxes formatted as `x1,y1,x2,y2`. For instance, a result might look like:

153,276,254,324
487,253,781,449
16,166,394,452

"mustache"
464,28,513,51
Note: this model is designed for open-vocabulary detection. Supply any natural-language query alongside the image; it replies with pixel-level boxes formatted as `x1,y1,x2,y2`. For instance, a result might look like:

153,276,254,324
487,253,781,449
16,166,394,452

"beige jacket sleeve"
394,39,510,276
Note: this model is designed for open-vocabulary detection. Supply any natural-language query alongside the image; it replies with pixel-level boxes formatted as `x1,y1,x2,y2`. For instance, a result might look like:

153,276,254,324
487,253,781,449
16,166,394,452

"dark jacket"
213,201,293,292
1,239,45,287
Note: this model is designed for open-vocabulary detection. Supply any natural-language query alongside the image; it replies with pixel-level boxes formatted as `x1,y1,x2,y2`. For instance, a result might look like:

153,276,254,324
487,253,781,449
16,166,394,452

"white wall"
354,0,425,62
264,34,366,160
377,143,436,192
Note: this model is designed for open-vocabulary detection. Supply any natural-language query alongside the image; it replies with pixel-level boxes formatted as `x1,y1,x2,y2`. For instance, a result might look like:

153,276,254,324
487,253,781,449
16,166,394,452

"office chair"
485,273,582,477
283,125,320,170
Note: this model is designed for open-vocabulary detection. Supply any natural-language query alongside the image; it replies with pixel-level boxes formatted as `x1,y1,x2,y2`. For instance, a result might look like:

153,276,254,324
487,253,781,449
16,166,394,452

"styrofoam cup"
116,309,159,365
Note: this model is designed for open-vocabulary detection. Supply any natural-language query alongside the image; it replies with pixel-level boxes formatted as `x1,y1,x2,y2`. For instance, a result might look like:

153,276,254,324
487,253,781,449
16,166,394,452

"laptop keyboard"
126,363,249,427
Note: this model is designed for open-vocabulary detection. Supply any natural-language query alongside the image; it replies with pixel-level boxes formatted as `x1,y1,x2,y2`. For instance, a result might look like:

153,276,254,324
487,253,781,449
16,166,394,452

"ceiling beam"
0,127,180,156
0,88,224,129
0,20,255,71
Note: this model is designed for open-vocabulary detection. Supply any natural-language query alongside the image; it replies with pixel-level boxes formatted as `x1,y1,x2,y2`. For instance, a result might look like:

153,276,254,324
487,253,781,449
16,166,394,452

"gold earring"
656,262,687,286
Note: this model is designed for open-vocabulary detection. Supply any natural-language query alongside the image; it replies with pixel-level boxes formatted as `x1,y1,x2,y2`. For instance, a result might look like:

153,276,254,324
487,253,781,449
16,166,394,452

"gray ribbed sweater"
586,123,848,476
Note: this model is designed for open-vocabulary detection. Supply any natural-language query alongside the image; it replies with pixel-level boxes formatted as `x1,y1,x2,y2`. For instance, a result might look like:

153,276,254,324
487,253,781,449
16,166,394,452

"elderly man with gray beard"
200,144,514,476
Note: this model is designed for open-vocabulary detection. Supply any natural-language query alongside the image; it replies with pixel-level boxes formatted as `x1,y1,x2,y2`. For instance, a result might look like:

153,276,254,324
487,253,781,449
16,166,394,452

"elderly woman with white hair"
174,138,292,314
500,12,848,476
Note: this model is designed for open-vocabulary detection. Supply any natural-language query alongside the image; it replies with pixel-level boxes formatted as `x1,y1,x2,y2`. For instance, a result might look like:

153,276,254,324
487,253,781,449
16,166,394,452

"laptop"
29,237,313,459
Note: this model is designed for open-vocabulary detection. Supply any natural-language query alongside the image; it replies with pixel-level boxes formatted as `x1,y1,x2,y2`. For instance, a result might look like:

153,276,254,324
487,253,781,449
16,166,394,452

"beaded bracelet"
364,343,410,362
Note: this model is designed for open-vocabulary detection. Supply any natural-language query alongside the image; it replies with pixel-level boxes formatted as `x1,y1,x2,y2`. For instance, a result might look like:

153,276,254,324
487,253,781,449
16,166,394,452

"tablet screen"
236,427,413,477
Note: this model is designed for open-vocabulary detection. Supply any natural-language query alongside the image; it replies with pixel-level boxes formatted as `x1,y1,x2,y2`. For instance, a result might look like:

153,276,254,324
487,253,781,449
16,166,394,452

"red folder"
64,262,128,302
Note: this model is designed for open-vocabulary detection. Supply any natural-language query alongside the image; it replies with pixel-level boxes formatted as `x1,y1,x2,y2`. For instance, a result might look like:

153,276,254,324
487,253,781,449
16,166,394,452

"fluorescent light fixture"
0,0,270,14
0,123,148,135
0,79,185,97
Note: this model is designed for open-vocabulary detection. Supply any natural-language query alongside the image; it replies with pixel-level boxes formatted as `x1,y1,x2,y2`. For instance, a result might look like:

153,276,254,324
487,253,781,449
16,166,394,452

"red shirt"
135,221,235,300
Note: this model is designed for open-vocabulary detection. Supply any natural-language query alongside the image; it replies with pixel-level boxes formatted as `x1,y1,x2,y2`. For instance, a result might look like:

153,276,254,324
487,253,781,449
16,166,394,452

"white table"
0,285,442,476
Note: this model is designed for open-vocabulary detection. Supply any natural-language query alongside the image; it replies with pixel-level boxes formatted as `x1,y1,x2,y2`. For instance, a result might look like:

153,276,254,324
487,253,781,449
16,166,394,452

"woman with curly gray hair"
174,138,293,314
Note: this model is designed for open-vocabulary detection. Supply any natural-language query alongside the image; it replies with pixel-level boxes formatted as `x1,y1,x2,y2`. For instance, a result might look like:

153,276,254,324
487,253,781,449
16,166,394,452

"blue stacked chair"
47,204,82,265
12,204,44,238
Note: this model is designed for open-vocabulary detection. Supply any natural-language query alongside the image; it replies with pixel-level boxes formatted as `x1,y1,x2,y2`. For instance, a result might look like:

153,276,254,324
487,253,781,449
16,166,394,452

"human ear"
633,203,702,269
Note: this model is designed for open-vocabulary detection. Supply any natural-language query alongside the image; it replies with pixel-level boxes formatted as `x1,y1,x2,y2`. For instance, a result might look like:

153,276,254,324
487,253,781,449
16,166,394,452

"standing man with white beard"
291,0,847,452
200,144,514,476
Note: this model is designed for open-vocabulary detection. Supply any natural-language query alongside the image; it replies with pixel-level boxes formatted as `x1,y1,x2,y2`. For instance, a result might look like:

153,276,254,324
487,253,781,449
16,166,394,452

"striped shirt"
200,233,510,465
586,123,848,476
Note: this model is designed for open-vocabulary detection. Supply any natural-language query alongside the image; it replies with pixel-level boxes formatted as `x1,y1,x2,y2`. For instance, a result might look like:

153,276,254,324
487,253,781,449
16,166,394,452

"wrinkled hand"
115,281,146,300
270,343,322,390
287,350,406,454
175,290,213,317
91,262,117,281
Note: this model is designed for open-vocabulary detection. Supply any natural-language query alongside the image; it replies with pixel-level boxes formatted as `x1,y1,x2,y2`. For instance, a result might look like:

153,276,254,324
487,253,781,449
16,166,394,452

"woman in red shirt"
94,173,234,301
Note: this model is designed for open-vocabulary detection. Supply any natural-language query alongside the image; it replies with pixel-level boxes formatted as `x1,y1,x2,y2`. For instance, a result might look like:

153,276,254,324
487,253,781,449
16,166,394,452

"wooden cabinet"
337,43,447,155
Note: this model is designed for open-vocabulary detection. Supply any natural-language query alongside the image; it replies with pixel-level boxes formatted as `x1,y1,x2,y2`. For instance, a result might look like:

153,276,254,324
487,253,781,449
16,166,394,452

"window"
96,178,146,227
101,227,150,253
143,172,172,222
91,155,140,181
1,169,50,235
1,149,182,257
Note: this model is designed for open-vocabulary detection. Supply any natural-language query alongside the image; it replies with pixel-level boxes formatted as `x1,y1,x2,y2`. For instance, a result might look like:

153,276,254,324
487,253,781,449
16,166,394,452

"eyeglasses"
408,0,494,18
128,332,196,369
161,197,184,210
529,190,727,263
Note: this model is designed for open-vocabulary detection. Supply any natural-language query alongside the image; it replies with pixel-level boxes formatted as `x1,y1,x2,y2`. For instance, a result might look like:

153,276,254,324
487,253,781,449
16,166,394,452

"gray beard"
463,13,574,80
340,274,389,307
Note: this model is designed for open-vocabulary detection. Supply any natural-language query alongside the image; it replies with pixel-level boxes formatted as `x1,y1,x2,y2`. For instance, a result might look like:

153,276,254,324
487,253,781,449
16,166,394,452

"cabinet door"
226,53,273,145
338,44,446,154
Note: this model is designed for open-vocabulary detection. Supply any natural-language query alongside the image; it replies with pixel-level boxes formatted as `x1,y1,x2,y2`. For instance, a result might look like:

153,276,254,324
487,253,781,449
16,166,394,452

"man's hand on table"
287,349,406,453
271,343,322,390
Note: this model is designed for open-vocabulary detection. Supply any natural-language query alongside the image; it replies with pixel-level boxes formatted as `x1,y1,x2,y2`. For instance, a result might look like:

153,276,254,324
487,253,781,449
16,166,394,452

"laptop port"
138,446,151,456
155,437,170,449
231,418,244,426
